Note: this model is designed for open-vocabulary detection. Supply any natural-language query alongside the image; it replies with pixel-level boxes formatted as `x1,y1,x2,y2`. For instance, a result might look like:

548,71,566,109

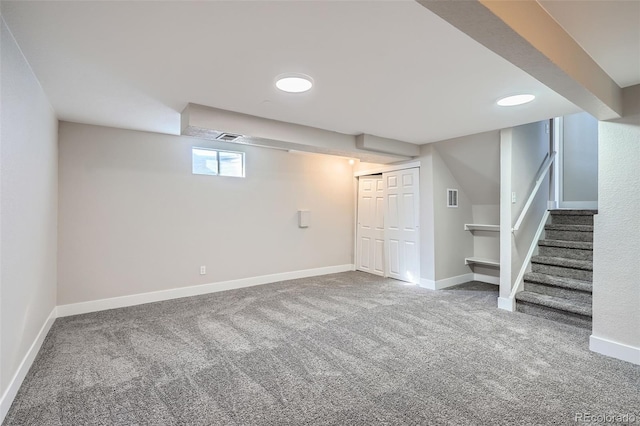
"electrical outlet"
511,192,517,204
200,266,206,275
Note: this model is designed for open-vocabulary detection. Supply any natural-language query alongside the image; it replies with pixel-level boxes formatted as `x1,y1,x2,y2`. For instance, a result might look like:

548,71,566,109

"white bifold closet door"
384,168,420,284
356,176,385,276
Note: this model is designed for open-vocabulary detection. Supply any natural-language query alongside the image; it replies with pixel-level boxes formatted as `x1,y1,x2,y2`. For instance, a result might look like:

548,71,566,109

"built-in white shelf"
464,224,500,232
465,257,500,268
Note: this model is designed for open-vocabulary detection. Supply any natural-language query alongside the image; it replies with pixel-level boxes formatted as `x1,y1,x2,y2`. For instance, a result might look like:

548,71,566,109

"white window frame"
192,147,245,178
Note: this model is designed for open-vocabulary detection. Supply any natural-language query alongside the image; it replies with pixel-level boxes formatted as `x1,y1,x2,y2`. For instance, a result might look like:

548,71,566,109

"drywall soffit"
416,0,622,120
181,103,413,164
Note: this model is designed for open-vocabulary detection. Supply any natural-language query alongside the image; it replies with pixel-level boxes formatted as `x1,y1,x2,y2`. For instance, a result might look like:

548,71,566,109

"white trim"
419,273,498,290
509,210,550,300
498,296,516,312
352,176,360,277
419,273,474,290
464,224,500,232
499,128,513,301
464,257,500,268
474,273,500,285
553,116,562,209
354,161,421,177
57,264,354,317
556,201,598,210
590,335,640,365
1,307,57,423
418,278,436,290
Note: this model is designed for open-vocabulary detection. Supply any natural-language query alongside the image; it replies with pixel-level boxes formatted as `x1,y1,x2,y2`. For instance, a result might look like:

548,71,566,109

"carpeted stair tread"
538,244,593,261
516,291,592,317
549,209,598,215
538,239,593,250
524,272,592,293
545,224,593,232
515,302,592,329
531,256,593,271
516,209,595,326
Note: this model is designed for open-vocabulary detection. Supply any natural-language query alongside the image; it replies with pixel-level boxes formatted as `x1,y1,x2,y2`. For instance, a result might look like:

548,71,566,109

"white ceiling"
4,0,629,145
540,0,640,89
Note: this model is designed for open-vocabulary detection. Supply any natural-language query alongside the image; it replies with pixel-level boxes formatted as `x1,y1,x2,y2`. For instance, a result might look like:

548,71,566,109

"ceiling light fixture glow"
497,94,536,107
275,74,313,93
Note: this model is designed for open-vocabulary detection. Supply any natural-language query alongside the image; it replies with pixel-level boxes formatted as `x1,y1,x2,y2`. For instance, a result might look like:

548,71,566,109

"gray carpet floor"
4,272,639,425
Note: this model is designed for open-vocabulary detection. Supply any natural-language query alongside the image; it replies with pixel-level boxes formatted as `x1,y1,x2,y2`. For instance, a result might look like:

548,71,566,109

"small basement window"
192,148,245,178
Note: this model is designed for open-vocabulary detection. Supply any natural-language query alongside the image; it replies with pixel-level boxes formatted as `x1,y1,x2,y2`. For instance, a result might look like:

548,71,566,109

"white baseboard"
419,273,474,290
420,272,498,290
418,278,435,290
57,264,354,317
590,335,640,365
1,307,57,423
498,296,516,312
558,201,598,210
474,273,500,285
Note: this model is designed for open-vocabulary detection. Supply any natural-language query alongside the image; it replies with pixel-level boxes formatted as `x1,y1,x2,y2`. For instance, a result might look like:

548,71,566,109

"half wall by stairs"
515,210,596,329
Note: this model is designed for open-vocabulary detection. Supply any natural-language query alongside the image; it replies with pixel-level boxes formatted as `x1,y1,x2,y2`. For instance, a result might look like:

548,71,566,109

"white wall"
433,130,500,205
57,122,355,305
592,84,640,363
562,112,598,204
435,130,501,269
432,131,501,279
431,147,474,281
418,145,436,283
417,132,504,286
500,121,550,300
510,121,550,278
0,18,58,396
471,204,500,263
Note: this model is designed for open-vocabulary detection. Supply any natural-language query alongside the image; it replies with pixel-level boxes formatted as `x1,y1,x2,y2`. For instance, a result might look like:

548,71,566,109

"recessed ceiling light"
497,94,535,106
275,74,313,93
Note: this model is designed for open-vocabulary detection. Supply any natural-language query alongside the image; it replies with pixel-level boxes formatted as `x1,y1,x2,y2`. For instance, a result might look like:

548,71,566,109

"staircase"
515,210,596,329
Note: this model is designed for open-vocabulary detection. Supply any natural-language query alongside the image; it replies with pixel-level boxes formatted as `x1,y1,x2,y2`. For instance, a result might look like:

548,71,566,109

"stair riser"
524,282,593,304
516,302,592,329
545,229,593,242
538,246,593,261
550,215,593,226
532,263,592,281
524,272,593,292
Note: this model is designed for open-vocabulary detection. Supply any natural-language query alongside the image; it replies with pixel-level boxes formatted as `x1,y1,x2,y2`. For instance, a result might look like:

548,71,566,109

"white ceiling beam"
416,0,623,120
355,134,420,157
181,103,414,164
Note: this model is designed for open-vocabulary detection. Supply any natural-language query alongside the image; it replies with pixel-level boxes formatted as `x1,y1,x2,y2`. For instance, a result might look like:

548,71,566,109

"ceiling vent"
216,132,243,142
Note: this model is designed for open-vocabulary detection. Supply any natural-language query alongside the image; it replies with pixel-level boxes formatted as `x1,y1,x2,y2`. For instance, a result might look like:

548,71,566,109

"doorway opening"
552,112,599,210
